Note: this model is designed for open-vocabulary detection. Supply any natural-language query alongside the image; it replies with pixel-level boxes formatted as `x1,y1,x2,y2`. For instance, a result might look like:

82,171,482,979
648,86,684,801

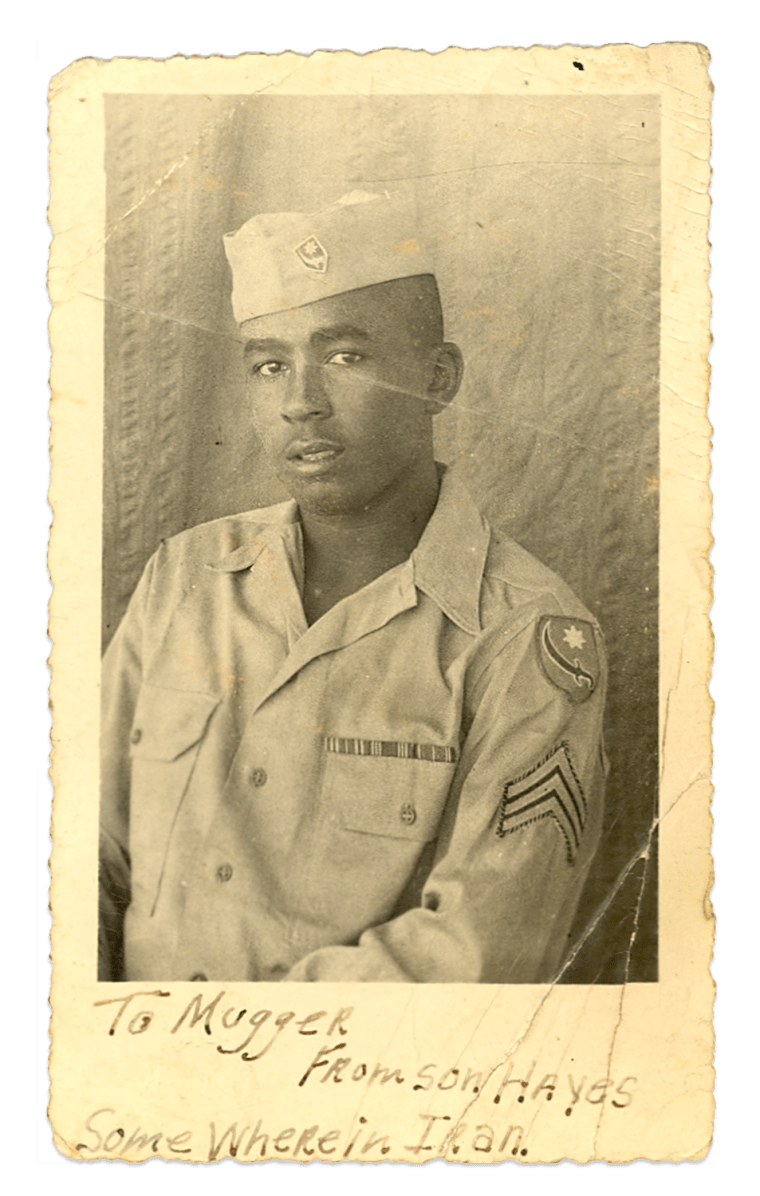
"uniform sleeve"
98,556,156,981
285,613,607,983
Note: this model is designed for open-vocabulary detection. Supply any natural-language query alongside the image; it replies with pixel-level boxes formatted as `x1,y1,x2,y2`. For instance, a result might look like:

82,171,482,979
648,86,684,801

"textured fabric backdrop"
103,94,659,983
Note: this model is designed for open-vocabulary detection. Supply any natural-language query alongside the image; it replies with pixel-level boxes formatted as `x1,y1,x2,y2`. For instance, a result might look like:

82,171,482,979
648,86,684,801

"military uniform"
99,467,607,983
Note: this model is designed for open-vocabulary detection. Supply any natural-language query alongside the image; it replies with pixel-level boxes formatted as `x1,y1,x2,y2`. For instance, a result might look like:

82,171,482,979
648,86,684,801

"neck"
298,461,441,623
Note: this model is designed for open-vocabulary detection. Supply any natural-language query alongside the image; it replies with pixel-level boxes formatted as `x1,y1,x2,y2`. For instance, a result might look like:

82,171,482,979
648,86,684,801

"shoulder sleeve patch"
495,741,586,865
536,615,599,704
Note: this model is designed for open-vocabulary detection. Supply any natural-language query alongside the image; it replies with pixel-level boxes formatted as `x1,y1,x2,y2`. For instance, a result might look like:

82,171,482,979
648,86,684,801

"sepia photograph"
97,92,659,987
47,46,712,1162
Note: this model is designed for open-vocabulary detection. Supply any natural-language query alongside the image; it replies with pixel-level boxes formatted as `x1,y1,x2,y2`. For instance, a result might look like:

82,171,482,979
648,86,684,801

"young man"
99,191,607,984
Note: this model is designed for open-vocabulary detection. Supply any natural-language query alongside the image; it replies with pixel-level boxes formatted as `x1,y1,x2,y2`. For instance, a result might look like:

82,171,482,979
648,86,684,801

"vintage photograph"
98,92,658,986
48,48,712,1162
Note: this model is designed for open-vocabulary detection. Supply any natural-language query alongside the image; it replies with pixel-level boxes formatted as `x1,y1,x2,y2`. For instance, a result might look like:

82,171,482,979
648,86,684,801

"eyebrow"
310,324,372,344
243,324,372,356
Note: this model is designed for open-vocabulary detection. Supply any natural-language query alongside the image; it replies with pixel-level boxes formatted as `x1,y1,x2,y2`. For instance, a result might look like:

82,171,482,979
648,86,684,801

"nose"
281,362,331,423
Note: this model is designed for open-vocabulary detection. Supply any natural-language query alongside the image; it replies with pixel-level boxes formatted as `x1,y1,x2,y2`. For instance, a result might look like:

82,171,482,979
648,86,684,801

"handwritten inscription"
86,991,638,1160
77,1101,636,1162
77,1107,394,1160
298,1046,636,1113
93,989,352,1059
74,1108,527,1160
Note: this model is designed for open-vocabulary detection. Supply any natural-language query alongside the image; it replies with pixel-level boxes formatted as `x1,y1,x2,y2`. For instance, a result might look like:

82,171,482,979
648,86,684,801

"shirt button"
249,767,267,788
130,727,142,745
189,972,208,983
400,803,417,825
217,863,233,883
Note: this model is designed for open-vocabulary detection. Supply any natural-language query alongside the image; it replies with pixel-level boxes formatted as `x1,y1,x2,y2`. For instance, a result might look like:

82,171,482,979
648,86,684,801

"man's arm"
98,556,155,980
285,614,607,983
98,836,130,981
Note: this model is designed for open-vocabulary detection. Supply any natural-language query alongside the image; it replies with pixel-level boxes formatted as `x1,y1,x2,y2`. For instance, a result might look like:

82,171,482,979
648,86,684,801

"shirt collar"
411,466,490,636
210,468,490,636
210,499,299,573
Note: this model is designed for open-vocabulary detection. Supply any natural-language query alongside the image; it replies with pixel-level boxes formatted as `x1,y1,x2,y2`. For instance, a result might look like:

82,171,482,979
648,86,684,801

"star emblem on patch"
537,615,600,704
294,235,329,273
563,624,586,650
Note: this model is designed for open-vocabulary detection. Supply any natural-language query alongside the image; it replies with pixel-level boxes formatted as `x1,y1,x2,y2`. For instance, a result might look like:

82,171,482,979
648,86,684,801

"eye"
326,351,362,367
252,360,288,378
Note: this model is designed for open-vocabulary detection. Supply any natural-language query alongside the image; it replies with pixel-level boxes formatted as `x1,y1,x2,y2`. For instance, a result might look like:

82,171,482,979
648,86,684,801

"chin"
297,491,365,518
289,477,372,518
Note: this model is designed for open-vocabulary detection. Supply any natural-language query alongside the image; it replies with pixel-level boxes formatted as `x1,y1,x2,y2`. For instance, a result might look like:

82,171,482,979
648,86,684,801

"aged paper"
48,45,713,1162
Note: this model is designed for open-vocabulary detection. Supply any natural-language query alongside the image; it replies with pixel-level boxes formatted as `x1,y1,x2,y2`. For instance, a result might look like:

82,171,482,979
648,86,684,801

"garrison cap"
223,190,435,325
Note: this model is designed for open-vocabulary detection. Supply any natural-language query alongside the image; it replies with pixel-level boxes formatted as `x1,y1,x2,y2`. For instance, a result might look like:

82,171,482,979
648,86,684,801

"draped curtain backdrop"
103,95,660,983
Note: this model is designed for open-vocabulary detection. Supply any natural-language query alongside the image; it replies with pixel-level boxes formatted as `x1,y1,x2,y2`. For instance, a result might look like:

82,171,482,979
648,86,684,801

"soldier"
99,190,607,983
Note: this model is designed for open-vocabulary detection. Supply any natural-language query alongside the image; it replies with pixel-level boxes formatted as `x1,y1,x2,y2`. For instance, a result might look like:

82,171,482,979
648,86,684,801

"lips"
285,439,344,466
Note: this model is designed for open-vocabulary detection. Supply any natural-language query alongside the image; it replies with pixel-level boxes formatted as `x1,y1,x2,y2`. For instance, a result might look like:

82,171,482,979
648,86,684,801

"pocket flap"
328,752,456,843
129,684,220,762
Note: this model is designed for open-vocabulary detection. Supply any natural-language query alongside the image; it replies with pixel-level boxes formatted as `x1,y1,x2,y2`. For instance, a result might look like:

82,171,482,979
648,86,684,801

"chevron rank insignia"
496,742,586,865
537,615,599,704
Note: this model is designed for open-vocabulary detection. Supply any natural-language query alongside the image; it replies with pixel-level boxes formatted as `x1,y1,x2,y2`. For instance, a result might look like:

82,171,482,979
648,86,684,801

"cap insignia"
294,235,329,273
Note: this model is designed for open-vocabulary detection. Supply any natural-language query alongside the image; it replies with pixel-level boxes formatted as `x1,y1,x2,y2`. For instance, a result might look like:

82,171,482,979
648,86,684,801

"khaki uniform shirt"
100,469,607,983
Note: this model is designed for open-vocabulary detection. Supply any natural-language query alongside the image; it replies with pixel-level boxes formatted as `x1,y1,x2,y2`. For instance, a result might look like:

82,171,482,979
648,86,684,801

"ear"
423,343,464,415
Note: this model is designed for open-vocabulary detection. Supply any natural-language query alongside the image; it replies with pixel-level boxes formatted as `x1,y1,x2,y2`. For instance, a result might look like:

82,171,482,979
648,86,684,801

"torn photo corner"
48,45,713,1163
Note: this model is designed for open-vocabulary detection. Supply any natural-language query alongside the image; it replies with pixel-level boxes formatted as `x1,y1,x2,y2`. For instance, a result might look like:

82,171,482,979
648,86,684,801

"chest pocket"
128,684,220,909
323,738,458,844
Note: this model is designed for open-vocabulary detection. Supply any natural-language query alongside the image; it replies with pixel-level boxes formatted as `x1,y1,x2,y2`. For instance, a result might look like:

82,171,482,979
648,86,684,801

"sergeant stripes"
324,736,457,764
495,742,587,865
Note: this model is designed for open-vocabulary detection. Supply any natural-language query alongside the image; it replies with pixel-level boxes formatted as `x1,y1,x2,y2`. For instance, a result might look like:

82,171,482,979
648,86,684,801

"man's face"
241,281,448,517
